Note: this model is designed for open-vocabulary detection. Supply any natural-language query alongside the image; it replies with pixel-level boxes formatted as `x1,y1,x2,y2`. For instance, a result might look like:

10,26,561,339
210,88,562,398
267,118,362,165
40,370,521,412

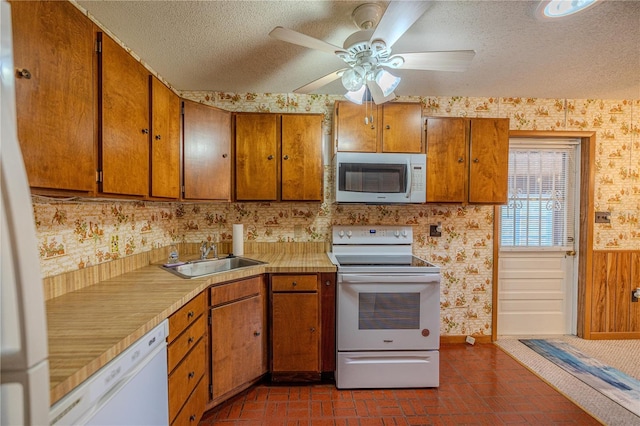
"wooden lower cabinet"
270,274,321,381
209,276,268,406
590,251,640,339
167,292,207,425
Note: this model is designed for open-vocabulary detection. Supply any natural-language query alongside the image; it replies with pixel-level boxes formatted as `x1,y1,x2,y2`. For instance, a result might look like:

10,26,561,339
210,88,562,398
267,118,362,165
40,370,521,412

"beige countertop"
46,252,336,405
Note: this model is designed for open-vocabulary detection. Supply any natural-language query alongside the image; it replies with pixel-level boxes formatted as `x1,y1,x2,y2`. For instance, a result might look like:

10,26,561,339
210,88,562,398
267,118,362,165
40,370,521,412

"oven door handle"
339,274,440,284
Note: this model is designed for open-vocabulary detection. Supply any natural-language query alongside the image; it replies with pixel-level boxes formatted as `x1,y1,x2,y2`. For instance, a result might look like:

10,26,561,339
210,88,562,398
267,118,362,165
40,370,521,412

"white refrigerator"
0,0,51,424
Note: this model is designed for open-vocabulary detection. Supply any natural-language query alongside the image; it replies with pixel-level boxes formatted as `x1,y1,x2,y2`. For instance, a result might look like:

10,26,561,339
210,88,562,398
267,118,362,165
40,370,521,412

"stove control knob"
338,230,345,238
393,230,400,237
346,231,352,238
402,230,408,238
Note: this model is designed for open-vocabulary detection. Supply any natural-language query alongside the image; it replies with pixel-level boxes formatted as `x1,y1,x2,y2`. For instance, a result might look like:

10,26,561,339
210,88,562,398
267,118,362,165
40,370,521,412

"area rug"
520,339,640,417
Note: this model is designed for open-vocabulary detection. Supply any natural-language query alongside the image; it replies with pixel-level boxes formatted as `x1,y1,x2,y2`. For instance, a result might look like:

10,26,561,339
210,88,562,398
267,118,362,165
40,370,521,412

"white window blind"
500,140,577,249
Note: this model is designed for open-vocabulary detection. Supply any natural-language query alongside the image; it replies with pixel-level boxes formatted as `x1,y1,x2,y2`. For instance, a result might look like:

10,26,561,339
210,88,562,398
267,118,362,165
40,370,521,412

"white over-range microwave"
334,152,426,204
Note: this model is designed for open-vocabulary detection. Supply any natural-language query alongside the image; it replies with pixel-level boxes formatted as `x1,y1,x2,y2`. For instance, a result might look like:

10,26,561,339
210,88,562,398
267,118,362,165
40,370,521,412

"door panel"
498,252,568,335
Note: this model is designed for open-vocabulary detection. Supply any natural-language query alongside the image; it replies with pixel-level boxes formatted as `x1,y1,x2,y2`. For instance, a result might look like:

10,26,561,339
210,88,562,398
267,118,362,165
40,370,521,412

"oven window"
339,163,407,193
358,293,420,329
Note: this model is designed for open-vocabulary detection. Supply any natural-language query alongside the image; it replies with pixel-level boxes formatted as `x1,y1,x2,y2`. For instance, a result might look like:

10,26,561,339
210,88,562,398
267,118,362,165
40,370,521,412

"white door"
497,139,579,335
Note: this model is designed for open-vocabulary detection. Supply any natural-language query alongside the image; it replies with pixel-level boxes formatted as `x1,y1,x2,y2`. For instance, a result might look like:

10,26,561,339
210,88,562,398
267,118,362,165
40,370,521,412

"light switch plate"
595,212,611,223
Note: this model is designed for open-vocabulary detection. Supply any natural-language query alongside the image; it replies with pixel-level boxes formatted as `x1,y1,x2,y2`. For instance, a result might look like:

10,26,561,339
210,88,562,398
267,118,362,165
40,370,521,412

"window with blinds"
500,140,578,249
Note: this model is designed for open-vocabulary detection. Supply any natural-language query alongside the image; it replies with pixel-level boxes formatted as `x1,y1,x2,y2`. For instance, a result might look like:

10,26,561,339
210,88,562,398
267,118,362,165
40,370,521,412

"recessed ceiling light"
537,0,599,19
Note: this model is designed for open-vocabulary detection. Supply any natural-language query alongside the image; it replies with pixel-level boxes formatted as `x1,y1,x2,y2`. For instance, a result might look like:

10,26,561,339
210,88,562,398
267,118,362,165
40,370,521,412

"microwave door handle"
405,160,412,199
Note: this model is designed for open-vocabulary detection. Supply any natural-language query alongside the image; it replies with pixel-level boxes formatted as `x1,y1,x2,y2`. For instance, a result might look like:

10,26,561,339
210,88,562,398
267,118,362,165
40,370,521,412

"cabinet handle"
267,155,274,160
291,281,297,287
155,134,161,140
189,415,196,422
222,153,228,158
458,157,464,163
188,336,194,344
283,155,289,160
16,68,31,79
385,125,391,129
254,331,261,336
325,280,331,286
310,327,316,332
187,310,194,318
142,128,149,134
473,158,479,163
188,371,195,379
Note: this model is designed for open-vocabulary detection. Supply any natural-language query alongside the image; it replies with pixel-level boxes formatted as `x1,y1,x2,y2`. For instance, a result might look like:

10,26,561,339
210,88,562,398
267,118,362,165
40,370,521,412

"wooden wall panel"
591,252,608,332
591,250,640,338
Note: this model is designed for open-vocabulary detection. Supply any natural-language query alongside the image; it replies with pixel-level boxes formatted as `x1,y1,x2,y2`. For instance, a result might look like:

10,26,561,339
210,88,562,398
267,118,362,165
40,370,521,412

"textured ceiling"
75,0,640,100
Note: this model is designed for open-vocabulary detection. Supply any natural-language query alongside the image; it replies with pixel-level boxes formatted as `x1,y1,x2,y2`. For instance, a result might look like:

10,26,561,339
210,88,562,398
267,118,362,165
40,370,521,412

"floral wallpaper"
32,92,639,337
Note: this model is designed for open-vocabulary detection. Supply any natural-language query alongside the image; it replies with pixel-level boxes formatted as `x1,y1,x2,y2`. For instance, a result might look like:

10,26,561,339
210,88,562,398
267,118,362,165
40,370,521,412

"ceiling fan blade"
399,51,476,72
294,69,346,94
269,26,343,55
371,1,433,48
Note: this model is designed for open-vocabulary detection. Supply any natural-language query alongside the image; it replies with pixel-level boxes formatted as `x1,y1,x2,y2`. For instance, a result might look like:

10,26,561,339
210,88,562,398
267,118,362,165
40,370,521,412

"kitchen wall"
33,93,639,337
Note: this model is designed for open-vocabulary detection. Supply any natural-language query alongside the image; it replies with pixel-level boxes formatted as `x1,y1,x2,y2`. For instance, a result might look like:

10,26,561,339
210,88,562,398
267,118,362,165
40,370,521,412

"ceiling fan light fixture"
537,0,599,19
374,69,401,97
344,85,372,104
341,66,366,91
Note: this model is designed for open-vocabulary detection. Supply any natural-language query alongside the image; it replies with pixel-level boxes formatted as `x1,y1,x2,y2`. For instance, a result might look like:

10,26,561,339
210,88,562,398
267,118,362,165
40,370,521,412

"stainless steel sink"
161,257,265,279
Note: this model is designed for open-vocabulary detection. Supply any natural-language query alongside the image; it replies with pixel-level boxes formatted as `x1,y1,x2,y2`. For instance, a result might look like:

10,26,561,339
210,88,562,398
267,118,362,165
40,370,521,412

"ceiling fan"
269,1,476,104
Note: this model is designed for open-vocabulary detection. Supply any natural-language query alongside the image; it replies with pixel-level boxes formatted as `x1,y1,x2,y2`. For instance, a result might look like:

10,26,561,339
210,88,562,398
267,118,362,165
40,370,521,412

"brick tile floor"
199,344,599,425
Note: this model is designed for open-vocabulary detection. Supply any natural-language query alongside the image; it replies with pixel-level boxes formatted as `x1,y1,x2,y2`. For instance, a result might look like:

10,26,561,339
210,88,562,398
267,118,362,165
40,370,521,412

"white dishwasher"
50,320,169,426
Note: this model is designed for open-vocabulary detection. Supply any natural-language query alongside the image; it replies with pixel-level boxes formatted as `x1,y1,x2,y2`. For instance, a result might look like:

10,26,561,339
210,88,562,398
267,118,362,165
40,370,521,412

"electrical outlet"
465,335,476,345
429,224,441,237
595,211,611,223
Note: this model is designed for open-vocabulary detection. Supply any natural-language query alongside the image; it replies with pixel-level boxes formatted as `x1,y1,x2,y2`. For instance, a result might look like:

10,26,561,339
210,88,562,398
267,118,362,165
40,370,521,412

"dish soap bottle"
168,244,179,264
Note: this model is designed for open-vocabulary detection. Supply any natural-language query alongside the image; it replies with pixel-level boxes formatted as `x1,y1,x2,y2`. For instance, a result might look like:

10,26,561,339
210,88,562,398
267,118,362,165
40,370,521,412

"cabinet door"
381,103,423,153
235,114,279,200
334,102,378,152
100,33,150,196
11,1,96,193
468,118,509,204
150,77,180,199
281,114,323,201
182,100,231,200
272,292,320,372
425,117,467,202
211,295,265,399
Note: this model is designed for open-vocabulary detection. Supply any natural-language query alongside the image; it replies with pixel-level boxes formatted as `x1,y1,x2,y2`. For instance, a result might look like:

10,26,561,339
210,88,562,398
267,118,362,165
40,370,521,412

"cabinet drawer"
171,376,207,426
272,274,318,292
167,314,205,373
168,339,205,423
168,292,205,343
210,276,263,306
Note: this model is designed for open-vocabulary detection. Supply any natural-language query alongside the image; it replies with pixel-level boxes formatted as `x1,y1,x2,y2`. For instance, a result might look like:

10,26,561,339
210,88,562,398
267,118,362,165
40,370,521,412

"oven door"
337,273,440,351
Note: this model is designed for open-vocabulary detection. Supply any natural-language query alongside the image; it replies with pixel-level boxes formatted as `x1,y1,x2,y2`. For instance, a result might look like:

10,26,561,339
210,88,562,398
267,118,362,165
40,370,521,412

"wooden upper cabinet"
425,117,509,204
425,117,467,202
334,101,378,152
235,114,279,201
150,77,180,199
381,103,423,153
11,0,96,194
281,114,323,201
182,100,232,201
468,118,510,204
99,33,150,197
334,101,422,153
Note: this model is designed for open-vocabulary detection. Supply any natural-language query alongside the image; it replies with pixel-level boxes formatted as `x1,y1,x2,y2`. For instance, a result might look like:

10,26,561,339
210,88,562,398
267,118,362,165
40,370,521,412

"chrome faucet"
200,241,217,260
